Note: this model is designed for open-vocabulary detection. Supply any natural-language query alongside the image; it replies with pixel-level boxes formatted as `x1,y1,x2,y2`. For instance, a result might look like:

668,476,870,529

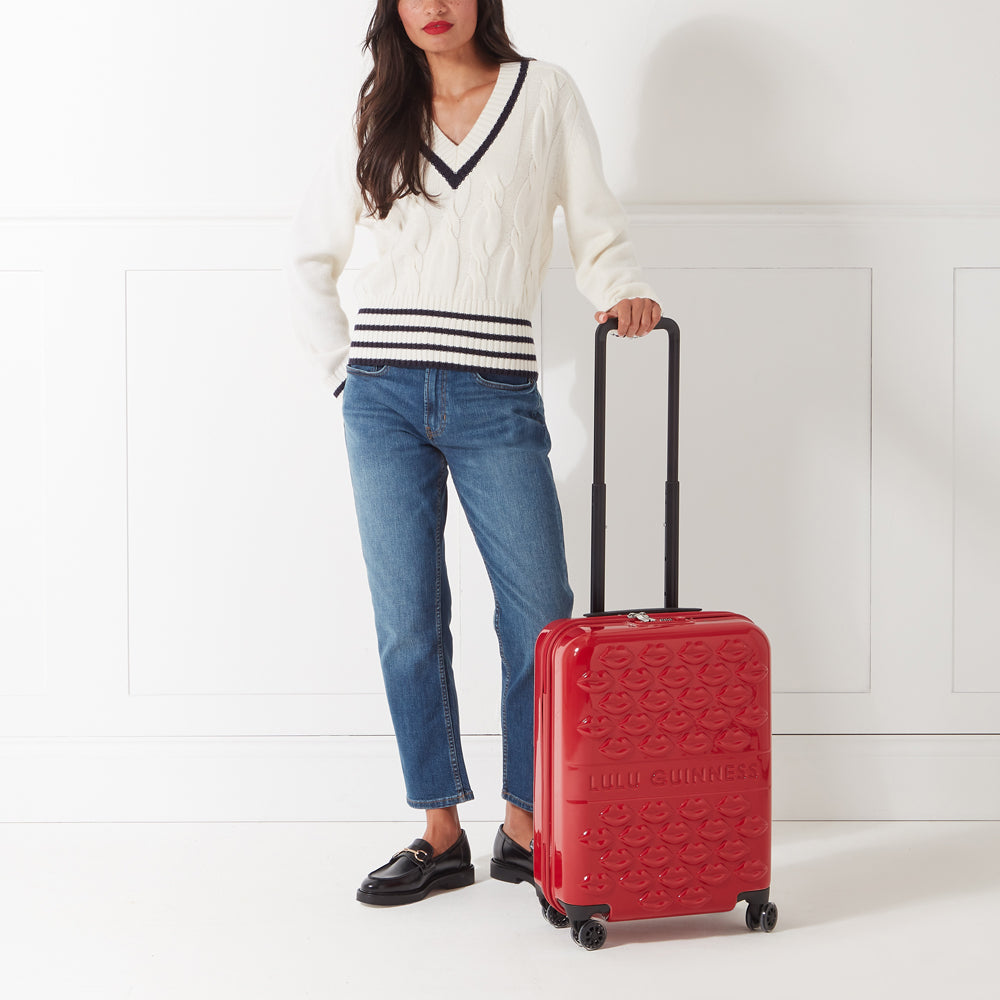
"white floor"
1,821,996,1000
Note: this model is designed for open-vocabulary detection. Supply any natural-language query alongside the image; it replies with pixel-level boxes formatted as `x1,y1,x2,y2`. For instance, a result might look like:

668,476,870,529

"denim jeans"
342,365,574,812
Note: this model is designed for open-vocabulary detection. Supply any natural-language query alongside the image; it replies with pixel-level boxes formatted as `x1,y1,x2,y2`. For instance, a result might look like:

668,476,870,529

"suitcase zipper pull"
626,612,677,624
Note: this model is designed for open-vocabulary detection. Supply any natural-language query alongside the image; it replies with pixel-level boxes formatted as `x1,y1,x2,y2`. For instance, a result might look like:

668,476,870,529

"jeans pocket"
347,363,389,377
472,370,537,392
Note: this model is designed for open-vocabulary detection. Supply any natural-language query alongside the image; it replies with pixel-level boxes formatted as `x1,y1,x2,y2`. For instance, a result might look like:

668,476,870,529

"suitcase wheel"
571,917,608,951
543,902,571,929
535,887,571,928
746,901,778,933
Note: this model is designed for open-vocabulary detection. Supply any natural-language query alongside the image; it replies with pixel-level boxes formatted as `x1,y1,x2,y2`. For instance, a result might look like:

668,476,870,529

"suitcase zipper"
623,611,749,624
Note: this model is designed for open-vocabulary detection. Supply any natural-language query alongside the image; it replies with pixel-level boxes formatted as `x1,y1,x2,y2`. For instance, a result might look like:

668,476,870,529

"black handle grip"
591,317,681,615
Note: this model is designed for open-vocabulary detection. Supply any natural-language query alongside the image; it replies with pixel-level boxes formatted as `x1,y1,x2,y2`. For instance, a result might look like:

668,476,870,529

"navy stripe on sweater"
350,341,536,362
354,323,534,345
421,59,530,190
357,306,531,328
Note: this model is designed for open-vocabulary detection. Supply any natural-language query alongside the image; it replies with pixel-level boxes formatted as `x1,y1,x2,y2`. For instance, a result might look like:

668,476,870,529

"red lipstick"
423,21,453,34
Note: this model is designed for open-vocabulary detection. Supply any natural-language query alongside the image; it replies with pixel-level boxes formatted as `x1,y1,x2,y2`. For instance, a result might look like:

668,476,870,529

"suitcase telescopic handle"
591,317,681,615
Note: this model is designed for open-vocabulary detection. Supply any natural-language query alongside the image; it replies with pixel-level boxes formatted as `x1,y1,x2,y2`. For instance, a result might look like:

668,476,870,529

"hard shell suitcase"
532,319,777,950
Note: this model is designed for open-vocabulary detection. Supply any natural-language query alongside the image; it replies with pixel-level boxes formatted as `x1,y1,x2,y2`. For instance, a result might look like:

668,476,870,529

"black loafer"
490,824,534,885
356,830,475,906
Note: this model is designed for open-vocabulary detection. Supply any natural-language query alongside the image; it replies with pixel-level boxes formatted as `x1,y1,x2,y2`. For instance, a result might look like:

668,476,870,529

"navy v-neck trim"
422,59,529,191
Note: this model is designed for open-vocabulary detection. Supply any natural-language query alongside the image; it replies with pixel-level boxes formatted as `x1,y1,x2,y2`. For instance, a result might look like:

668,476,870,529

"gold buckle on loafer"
393,847,430,866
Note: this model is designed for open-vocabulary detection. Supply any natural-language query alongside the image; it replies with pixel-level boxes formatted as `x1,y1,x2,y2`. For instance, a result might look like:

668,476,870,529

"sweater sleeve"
285,127,363,397
553,72,659,312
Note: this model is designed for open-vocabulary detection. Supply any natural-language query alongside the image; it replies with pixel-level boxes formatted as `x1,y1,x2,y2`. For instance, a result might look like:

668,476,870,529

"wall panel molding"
0,271,46,695
2,207,1000,820
953,267,1000,694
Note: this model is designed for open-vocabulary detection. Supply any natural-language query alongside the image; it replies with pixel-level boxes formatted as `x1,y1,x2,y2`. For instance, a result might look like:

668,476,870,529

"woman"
287,0,661,906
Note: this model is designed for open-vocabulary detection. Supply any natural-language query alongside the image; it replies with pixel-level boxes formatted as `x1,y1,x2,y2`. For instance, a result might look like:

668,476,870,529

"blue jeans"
342,365,574,812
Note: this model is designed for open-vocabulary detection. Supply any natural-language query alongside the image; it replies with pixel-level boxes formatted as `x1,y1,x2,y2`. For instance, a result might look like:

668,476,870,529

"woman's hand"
595,298,662,338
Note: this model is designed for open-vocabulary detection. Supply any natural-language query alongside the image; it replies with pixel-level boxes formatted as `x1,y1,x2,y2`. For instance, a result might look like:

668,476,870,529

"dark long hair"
355,0,526,219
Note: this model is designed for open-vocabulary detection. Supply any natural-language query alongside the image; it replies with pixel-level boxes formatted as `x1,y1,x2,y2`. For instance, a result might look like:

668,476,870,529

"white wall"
2,1,999,821
6,0,1000,210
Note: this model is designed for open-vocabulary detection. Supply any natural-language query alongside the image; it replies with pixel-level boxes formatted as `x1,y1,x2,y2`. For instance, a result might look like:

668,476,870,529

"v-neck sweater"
287,59,658,396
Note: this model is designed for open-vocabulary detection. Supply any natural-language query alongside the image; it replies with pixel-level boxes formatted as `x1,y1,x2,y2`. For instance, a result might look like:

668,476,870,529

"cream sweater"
286,58,657,396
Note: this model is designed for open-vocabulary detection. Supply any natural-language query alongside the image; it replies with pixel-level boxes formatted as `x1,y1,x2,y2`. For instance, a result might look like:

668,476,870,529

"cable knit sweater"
286,58,657,396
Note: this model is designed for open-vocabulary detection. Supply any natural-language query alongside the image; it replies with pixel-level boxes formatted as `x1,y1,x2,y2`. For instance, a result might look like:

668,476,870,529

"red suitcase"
532,319,777,950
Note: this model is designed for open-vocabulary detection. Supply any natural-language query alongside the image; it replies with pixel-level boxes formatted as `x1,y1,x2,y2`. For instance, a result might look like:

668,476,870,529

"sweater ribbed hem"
349,304,538,374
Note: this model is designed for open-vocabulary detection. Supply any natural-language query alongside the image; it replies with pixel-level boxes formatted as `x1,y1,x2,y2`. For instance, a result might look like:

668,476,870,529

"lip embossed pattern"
719,684,755,708
658,664,693,688
679,732,712,754
556,627,771,924
600,849,633,873
678,687,714,711
639,690,674,713
639,643,673,667
678,641,713,665
736,705,769,728
579,827,615,850
737,660,769,684
698,819,731,842
716,729,753,753
717,639,753,662
639,734,675,757
598,737,634,760
698,863,731,886
659,822,692,845
620,667,656,691
597,645,634,670
678,886,712,907
578,872,613,893
639,845,673,867
600,804,633,827
658,710,696,734
678,842,712,866
698,662,732,686
638,889,674,912
659,866,693,889
620,825,653,848
718,794,751,817
698,707,732,731
577,669,615,693
679,798,712,821
621,870,654,893
737,859,769,882
736,816,770,838
620,713,655,736
576,716,614,739
718,839,750,862
639,801,673,823
598,692,635,715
